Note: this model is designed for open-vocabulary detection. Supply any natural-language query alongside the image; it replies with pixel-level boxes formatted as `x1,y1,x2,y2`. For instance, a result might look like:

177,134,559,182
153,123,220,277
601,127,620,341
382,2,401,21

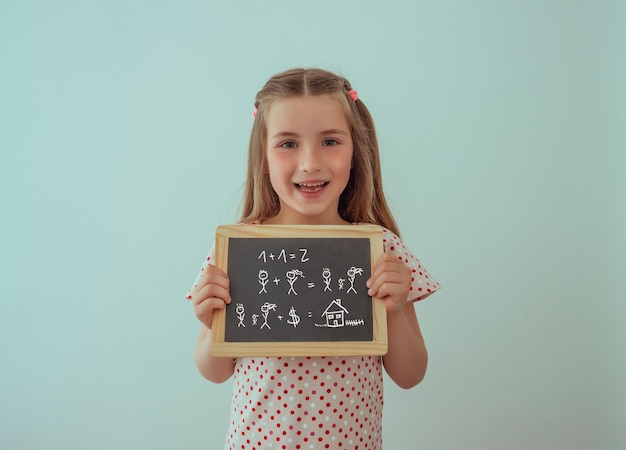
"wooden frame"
211,224,387,357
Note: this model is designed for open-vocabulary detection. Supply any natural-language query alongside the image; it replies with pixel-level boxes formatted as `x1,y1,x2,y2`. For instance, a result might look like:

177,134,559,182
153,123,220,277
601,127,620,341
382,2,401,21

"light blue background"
1,1,624,449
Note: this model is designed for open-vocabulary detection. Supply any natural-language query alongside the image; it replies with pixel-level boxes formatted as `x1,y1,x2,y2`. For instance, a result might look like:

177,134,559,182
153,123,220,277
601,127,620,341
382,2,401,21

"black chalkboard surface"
211,224,387,357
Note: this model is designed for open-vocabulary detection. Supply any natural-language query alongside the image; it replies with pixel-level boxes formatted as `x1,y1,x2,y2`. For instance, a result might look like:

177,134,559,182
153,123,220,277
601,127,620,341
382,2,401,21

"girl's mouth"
295,181,329,193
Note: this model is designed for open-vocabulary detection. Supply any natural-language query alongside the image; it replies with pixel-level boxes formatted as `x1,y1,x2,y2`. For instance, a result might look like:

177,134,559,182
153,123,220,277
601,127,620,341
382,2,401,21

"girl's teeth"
298,182,326,192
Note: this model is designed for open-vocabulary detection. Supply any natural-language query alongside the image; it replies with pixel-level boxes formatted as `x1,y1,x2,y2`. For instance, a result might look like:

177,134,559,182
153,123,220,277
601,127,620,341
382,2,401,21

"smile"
295,182,329,193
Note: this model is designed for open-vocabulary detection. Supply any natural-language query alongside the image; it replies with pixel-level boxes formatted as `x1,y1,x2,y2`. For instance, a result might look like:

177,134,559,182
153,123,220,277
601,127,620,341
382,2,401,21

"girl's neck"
262,210,350,226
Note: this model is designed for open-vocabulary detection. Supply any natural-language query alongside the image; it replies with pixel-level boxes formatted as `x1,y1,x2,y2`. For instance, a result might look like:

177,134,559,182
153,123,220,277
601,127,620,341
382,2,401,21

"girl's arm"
367,253,428,389
194,326,235,383
190,264,236,383
382,303,428,389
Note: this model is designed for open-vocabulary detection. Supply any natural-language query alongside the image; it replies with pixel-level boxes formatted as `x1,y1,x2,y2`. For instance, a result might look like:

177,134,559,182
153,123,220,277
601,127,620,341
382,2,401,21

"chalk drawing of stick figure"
260,302,277,330
286,269,304,295
235,303,246,327
346,267,363,293
322,267,332,292
258,270,269,294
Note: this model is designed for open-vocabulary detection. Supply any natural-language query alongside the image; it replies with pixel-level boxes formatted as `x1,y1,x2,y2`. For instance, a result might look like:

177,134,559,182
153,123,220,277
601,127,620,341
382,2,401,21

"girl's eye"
323,138,339,146
280,141,297,149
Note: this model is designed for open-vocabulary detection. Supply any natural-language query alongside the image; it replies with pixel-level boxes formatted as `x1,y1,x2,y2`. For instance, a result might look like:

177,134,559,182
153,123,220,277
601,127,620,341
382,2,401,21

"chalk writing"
224,237,374,343
287,306,301,327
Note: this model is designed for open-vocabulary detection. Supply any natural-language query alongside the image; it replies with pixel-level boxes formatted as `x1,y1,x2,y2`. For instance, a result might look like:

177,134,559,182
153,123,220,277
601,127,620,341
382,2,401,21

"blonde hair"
240,68,400,236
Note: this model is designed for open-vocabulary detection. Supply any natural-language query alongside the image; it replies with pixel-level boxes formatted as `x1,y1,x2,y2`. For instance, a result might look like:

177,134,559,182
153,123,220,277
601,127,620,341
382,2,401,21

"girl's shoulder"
355,223,441,301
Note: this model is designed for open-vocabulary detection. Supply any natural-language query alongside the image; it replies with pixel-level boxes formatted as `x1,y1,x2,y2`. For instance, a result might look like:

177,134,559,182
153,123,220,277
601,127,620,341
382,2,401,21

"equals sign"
289,254,296,259
308,312,313,318
307,282,315,288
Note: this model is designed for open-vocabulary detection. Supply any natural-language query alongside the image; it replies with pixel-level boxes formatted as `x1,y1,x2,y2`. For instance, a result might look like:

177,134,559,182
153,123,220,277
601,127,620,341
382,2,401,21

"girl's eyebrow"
270,131,300,140
270,129,349,140
321,129,350,136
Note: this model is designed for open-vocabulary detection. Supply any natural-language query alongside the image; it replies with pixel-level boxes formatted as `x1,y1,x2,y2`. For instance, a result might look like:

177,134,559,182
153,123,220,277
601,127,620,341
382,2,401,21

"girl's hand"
366,253,411,314
189,265,231,329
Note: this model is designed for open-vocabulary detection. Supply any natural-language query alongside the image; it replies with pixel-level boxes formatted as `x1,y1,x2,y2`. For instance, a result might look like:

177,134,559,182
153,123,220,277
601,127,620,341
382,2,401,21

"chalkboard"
211,224,387,357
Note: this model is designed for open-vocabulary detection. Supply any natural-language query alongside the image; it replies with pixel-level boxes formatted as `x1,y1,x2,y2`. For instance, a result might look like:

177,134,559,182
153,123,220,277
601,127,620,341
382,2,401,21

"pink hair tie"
253,107,258,118
348,89,358,102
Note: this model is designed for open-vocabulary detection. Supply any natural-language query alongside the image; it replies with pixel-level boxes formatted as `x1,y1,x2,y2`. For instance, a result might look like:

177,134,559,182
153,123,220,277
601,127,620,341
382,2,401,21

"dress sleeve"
381,228,441,302
185,241,216,300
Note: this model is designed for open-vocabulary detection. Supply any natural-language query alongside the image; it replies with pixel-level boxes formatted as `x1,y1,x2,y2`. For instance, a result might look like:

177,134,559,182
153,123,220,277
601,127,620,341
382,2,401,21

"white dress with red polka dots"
188,226,440,449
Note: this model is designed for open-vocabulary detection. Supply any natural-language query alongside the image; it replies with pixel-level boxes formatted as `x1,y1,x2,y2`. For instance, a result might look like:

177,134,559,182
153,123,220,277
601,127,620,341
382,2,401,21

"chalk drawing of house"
322,299,348,327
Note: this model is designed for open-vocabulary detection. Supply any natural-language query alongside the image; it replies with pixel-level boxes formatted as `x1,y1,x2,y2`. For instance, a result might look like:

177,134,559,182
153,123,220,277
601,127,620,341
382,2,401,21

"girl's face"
264,95,353,225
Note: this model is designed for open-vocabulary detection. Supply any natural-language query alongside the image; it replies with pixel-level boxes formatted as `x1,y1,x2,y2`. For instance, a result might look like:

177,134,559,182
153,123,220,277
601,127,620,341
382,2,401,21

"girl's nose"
299,146,321,172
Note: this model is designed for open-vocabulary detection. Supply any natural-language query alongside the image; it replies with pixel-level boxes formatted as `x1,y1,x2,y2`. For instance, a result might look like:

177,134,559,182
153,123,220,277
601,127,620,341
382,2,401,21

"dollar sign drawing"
287,306,300,327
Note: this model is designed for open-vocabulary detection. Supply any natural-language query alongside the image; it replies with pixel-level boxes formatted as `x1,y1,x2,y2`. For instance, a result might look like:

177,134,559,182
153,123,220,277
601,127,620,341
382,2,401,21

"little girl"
187,68,440,449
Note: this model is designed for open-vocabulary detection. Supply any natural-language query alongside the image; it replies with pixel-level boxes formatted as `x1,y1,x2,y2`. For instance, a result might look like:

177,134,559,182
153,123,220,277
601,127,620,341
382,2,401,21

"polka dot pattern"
227,356,383,449
380,229,441,302
186,225,440,449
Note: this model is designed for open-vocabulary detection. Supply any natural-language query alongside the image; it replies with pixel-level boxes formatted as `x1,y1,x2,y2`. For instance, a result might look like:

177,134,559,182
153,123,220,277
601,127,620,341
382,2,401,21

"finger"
190,266,230,300
193,282,231,305
366,254,391,292
194,297,227,329
369,253,406,283
367,266,409,297
375,280,406,301
200,265,230,288
370,253,391,278
369,279,404,300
